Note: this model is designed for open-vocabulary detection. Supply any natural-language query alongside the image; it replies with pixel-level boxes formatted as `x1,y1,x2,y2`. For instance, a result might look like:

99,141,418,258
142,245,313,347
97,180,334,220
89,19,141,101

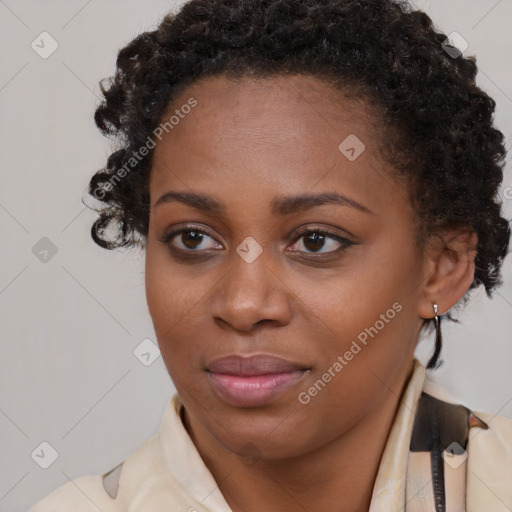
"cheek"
145,266,202,394
294,242,420,408
307,242,418,339
145,242,187,352
293,266,418,427
145,238,200,326
144,241,220,371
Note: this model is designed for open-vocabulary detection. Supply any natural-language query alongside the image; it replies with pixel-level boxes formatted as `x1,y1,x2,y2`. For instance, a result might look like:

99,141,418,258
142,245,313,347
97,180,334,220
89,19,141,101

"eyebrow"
154,191,373,215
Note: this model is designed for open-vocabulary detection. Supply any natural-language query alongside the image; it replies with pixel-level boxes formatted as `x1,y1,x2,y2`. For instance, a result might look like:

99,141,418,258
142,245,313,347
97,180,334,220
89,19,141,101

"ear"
417,228,478,319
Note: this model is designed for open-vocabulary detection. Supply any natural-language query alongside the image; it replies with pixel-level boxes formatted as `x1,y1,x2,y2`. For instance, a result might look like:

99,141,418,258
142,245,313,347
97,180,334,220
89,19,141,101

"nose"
208,245,294,333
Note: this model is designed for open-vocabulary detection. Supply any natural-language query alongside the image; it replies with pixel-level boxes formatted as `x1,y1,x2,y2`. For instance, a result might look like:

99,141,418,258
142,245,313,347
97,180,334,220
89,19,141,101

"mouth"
206,354,310,408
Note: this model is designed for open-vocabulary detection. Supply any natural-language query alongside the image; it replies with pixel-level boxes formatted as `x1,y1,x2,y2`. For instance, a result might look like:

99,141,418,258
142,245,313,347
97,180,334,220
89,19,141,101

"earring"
426,303,442,369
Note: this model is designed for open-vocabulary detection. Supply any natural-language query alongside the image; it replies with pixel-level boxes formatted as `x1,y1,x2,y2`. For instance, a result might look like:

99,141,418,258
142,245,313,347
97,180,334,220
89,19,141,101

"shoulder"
470,409,512,442
411,390,512,459
467,409,512,471
28,433,165,512
468,412,512,468
27,474,117,512
28,395,192,512
408,390,512,510
466,409,512,509
467,409,512,474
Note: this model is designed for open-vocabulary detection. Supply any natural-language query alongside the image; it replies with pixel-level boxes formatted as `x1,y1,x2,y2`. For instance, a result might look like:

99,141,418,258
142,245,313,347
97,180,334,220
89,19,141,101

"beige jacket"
29,360,512,511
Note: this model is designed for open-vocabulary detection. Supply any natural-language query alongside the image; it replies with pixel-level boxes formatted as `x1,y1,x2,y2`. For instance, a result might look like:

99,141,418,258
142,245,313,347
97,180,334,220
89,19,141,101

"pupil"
304,232,325,252
183,230,203,249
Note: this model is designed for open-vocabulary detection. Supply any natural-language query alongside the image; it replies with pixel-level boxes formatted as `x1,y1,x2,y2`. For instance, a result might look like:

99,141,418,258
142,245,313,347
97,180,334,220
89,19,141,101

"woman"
29,0,512,510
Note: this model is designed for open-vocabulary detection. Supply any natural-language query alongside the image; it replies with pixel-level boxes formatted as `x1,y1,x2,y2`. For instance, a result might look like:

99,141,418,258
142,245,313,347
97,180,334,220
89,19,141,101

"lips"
206,355,310,407
207,354,306,375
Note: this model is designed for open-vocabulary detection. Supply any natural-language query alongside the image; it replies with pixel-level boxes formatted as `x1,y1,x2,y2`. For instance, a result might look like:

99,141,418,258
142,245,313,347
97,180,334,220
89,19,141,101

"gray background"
0,1,511,510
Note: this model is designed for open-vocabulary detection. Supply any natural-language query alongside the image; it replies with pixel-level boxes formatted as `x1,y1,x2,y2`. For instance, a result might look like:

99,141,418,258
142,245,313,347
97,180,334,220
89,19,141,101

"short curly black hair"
88,0,510,369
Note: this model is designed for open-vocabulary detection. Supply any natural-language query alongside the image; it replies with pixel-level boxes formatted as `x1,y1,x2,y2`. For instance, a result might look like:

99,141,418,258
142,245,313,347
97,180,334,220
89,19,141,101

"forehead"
149,74,405,214
153,73,379,160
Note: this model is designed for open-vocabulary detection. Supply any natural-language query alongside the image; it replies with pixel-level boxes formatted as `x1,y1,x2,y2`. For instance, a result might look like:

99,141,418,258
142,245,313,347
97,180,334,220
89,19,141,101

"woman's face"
145,74,427,460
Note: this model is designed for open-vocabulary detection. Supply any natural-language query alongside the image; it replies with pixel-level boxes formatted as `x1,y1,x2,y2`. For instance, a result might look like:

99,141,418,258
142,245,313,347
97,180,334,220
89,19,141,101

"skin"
144,74,478,511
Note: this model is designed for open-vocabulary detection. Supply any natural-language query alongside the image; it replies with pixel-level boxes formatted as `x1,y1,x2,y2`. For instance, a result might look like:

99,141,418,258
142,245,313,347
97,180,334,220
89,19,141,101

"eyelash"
158,224,355,259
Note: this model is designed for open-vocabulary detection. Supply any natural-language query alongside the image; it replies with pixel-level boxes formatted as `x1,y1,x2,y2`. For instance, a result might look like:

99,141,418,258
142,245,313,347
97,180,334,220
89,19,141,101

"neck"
183,362,415,512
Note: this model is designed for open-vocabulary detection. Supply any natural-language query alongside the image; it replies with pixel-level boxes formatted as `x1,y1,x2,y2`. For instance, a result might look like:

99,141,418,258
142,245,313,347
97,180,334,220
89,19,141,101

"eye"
288,228,354,255
159,225,222,252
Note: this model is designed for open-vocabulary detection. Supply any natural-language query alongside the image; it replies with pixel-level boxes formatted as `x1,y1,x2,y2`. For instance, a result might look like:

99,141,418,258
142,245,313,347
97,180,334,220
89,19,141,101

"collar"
369,359,426,510
156,396,233,511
